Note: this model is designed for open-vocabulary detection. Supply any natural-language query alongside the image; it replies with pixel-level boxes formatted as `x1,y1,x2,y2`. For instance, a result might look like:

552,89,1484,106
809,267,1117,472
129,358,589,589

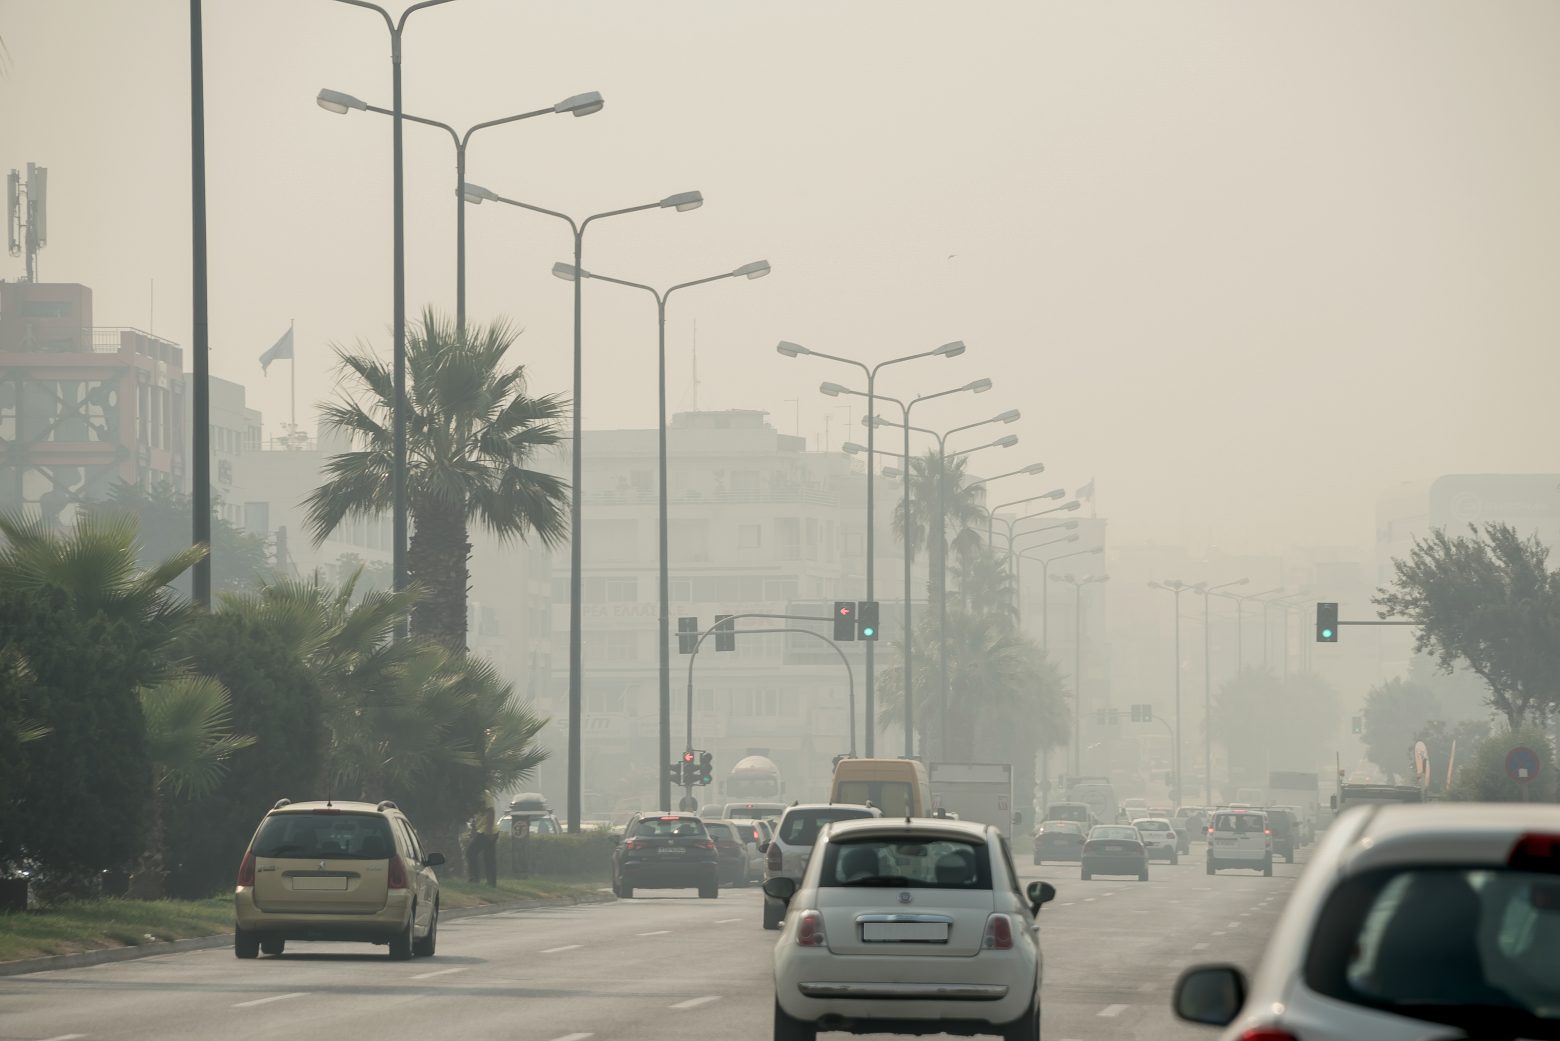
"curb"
0,889,614,978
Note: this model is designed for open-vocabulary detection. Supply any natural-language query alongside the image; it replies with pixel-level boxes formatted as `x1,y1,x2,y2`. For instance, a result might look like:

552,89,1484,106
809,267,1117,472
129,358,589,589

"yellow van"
828,757,930,818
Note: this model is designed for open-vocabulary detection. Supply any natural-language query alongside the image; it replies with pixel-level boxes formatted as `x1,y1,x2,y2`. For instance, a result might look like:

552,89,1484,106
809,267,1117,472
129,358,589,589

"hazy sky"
5,1,1559,556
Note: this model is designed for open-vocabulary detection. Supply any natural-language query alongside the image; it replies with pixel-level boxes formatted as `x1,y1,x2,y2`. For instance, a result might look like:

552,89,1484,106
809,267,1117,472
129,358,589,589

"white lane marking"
1228,922,1242,930
39,1035,87,1041
1059,901,1075,907
1098,1003,1128,1017
410,967,467,980
1084,897,1097,902
1212,931,1226,936
715,918,742,923
637,929,670,936
669,995,721,1010
1193,942,1210,950
232,992,307,1009
547,1035,594,1041
541,944,583,954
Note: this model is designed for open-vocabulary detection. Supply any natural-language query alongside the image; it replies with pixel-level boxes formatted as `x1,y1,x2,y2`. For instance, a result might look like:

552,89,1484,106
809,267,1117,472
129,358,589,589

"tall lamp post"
1193,578,1248,804
1053,573,1108,776
330,0,460,600
1217,585,1279,672
1250,588,1291,671
822,378,991,757
556,259,771,812
190,0,211,607
315,88,603,335
1149,579,1200,805
777,340,966,757
463,181,704,830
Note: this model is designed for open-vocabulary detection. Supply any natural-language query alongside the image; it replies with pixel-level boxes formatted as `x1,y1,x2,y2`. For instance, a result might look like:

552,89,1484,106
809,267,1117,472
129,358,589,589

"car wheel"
234,927,259,959
699,883,719,899
388,905,415,960
1170,852,1178,866
260,937,285,956
1138,867,1149,881
1263,859,1274,878
773,999,816,1041
762,898,784,930
1206,859,1216,876
620,881,634,898
1285,852,1294,864
1080,868,1092,881
1001,994,1041,1041
412,899,438,957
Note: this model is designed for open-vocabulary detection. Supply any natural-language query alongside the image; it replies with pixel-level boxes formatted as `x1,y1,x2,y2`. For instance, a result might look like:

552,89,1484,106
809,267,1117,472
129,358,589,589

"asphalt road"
0,844,1301,1041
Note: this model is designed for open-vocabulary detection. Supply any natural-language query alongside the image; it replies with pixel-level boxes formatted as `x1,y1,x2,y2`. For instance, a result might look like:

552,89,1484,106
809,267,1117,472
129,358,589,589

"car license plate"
657,847,685,854
1214,837,1234,845
863,921,948,942
1103,844,1123,852
292,876,348,891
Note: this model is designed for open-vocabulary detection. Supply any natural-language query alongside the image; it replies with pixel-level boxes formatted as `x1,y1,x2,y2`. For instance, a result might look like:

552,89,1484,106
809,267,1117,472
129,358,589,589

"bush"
496,832,615,880
1449,724,1557,803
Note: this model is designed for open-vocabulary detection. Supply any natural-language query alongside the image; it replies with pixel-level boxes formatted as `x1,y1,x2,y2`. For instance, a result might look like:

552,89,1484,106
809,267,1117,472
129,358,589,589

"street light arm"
567,267,660,300
869,344,956,380
359,102,461,145
580,200,664,234
798,347,871,379
332,0,395,31
473,188,580,234
665,270,742,299
461,106,559,147
396,0,459,31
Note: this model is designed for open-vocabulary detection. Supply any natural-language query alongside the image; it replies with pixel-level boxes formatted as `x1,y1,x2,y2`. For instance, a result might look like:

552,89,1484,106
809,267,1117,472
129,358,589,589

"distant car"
1271,803,1313,845
1032,820,1087,864
234,798,444,960
1262,806,1299,863
703,820,750,887
766,815,1053,1041
1043,801,1097,829
734,817,773,883
1081,825,1149,882
1174,804,1560,1040
1206,809,1272,876
1120,797,1149,819
1174,807,1207,843
1132,818,1181,863
761,803,881,930
722,801,787,822
611,812,719,899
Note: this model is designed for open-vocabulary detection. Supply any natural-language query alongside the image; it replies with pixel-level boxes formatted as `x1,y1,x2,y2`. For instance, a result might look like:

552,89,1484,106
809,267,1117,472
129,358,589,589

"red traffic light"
839,605,851,616
682,751,695,763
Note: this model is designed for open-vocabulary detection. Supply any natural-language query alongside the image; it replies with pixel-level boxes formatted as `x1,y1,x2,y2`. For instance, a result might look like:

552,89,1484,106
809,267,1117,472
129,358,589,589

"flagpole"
289,318,296,433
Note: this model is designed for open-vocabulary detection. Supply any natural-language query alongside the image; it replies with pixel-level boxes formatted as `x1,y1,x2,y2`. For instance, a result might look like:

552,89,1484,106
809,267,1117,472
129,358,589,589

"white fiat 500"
766,816,1055,1041
1175,803,1560,1040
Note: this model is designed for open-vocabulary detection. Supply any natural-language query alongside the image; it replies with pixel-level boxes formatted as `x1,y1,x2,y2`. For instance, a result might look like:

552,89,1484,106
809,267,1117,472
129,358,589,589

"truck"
1333,782,1424,814
724,755,784,800
1065,776,1118,827
1267,771,1322,833
929,762,1016,837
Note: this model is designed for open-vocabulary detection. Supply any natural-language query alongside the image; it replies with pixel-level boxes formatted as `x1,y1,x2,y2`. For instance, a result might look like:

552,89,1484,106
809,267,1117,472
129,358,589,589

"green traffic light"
1321,628,1334,639
861,627,874,637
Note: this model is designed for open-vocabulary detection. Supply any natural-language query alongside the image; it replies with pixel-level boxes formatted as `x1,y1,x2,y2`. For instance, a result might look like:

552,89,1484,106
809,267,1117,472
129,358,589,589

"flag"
1077,478,1095,501
259,326,294,373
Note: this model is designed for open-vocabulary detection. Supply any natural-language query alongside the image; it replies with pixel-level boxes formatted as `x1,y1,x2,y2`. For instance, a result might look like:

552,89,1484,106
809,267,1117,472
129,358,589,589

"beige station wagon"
234,798,445,960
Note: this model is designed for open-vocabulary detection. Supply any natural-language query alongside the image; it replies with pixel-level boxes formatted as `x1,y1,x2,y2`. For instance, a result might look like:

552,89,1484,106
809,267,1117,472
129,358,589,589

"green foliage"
0,646,44,867
81,481,273,596
304,309,570,651
1414,717,1491,796
1376,523,1560,729
1211,668,1340,789
140,676,256,800
1448,724,1556,803
498,831,615,880
1361,678,1441,782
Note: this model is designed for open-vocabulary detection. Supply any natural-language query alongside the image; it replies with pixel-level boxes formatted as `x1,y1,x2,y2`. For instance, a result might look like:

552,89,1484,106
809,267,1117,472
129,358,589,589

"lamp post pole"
1194,579,1248,805
463,183,704,829
1052,574,1107,776
561,262,771,812
189,0,211,608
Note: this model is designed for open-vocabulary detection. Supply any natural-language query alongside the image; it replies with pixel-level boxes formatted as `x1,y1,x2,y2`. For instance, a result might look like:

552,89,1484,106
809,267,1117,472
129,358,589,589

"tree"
892,450,988,572
1448,723,1555,803
1414,717,1491,796
1210,668,1340,791
304,310,569,651
81,481,273,596
1376,523,1560,729
1360,678,1441,782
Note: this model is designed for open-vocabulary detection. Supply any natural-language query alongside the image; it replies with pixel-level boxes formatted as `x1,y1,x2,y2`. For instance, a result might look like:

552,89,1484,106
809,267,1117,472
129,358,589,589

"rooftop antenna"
7,162,47,282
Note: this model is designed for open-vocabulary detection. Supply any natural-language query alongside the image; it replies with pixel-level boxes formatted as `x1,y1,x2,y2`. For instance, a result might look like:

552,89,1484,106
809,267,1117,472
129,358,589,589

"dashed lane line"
637,930,671,936
38,1035,87,1041
669,995,721,1011
1098,1003,1128,1017
232,992,307,1009
410,967,467,980
715,918,743,924
547,1035,594,1041
541,944,583,954
1193,942,1210,950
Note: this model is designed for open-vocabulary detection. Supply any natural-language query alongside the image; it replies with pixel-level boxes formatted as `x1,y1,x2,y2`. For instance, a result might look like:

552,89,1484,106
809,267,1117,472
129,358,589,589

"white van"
1206,808,1272,876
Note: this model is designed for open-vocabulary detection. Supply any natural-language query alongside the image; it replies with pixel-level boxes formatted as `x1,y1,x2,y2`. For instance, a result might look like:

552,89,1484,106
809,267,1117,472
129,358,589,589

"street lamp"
1149,579,1202,806
316,87,602,334
327,0,461,603
1015,537,1094,638
556,259,770,812
464,181,703,831
1192,578,1248,804
825,378,990,758
779,340,966,756
1053,573,1108,777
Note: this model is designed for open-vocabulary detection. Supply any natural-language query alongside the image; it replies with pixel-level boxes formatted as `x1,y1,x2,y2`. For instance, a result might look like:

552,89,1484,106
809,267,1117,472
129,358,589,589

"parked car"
1081,824,1149,881
1206,809,1272,876
1174,804,1560,1040
703,819,750,887
1032,820,1086,864
234,798,444,960
766,815,1054,1040
761,803,881,930
611,812,719,899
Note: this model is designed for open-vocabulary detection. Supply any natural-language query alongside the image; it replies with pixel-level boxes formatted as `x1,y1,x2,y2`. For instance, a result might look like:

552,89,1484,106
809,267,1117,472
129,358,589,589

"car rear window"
834,781,914,817
1136,820,1171,831
1214,813,1265,833
1047,804,1091,823
820,836,992,890
704,822,735,841
1091,827,1140,841
1040,821,1082,834
253,812,395,860
1305,865,1560,1033
779,807,875,846
632,816,707,838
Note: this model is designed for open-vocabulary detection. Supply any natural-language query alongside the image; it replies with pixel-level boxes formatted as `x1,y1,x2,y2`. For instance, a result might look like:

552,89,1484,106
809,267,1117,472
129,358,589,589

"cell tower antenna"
7,163,46,282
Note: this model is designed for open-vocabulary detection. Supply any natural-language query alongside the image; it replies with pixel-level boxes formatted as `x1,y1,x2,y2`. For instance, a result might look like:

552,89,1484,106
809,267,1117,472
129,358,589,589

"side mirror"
757,841,770,854
1329,795,1338,810
1025,880,1056,914
762,876,797,904
1173,965,1247,1027
423,851,446,867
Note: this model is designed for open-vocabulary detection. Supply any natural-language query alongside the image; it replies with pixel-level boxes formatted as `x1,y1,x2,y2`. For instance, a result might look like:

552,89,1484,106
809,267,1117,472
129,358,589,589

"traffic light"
857,600,880,640
1316,602,1339,643
677,617,699,654
833,601,858,642
1351,715,1362,736
680,750,697,786
698,750,714,786
666,762,683,786
1130,703,1153,723
715,614,735,652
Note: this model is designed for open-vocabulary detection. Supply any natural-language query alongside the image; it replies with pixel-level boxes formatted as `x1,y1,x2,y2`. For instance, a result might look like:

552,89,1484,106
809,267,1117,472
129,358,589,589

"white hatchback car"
766,816,1055,1041
1175,803,1560,1040
1132,817,1181,863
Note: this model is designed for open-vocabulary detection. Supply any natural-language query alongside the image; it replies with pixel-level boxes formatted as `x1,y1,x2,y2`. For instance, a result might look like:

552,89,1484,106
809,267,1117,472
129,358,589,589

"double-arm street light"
822,378,989,757
1149,579,1201,805
315,87,603,335
778,340,966,757
327,0,460,600
1191,578,1248,804
1053,572,1109,776
1214,585,1279,673
981,489,1066,545
1015,536,1093,637
556,260,771,812
462,181,703,831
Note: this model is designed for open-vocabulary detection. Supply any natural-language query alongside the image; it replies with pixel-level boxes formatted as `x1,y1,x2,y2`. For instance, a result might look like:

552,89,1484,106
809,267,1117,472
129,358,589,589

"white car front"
769,817,1052,1041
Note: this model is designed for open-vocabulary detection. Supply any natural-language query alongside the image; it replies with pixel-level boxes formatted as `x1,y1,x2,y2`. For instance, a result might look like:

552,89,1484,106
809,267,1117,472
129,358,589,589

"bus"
1333,783,1424,813
829,757,930,818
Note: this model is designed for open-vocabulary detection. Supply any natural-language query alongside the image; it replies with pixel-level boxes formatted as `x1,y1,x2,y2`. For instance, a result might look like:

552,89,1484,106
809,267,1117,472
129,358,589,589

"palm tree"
892,450,988,572
304,309,569,651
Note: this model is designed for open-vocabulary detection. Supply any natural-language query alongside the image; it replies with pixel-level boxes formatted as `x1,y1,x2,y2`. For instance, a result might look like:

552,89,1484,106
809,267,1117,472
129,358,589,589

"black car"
611,813,720,899
1081,825,1150,882
1033,819,1087,864
1263,806,1298,863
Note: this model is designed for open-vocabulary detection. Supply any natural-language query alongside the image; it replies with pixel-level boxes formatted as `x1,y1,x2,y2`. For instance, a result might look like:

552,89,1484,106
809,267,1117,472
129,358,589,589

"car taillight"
795,910,826,947
982,913,1014,950
1237,1029,1299,1041
236,851,255,887
387,854,408,890
1081,841,1097,854
697,839,715,850
768,843,783,872
1510,833,1560,872
1264,829,1272,836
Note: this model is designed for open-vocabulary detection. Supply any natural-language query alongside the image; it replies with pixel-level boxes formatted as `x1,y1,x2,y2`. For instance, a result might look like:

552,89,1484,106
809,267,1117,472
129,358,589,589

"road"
0,848,1300,1041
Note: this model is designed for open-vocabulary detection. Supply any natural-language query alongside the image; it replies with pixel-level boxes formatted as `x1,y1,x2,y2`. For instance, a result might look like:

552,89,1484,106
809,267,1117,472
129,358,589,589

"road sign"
1507,746,1541,784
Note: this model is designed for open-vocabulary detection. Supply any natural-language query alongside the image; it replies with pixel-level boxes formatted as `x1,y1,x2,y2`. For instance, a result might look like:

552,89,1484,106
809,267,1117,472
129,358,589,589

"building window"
670,519,710,562
584,630,637,663
738,524,762,549
776,518,800,561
